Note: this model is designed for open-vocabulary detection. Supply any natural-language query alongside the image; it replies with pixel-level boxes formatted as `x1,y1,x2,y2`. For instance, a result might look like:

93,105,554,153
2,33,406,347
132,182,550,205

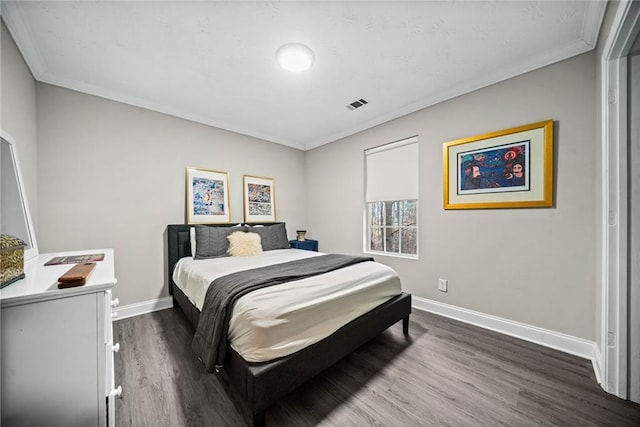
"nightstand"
289,239,318,252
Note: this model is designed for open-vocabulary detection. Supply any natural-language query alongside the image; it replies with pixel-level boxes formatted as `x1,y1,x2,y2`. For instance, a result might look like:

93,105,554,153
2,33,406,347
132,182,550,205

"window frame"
364,199,419,259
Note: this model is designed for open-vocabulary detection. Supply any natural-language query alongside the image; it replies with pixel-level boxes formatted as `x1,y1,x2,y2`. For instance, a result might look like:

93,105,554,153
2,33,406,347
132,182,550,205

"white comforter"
172,249,402,362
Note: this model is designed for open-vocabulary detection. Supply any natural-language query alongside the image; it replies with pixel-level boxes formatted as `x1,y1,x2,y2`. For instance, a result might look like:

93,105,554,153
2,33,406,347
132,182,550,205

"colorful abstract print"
247,183,272,216
192,177,226,215
458,140,530,195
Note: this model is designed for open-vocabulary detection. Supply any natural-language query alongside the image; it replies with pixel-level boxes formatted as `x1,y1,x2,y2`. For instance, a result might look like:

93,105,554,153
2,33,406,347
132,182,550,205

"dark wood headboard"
166,223,285,295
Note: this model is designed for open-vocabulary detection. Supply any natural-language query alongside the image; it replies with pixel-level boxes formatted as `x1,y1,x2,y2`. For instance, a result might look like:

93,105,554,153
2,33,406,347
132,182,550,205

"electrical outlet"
438,278,448,292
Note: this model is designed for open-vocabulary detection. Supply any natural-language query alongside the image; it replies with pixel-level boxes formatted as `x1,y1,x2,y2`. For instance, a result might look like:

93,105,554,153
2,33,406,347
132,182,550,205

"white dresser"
0,248,121,427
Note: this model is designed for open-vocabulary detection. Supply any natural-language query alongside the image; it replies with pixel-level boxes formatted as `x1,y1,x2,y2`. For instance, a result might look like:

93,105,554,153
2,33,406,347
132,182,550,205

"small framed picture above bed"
186,167,231,224
243,175,276,223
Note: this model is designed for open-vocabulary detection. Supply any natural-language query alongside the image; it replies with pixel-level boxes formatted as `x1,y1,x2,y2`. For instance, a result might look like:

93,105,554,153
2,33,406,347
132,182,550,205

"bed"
166,223,411,426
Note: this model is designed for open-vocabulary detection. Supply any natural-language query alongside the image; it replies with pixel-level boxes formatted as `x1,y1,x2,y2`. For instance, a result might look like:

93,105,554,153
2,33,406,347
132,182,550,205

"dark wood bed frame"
167,224,412,426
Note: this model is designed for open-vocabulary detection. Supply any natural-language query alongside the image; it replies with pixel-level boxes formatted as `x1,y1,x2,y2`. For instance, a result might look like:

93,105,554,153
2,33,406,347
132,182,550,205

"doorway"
602,0,640,404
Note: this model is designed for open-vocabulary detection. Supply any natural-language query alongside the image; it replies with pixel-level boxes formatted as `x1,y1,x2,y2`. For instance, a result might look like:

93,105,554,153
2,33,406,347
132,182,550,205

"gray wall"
35,84,306,306
0,19,38,231
306,52,597,340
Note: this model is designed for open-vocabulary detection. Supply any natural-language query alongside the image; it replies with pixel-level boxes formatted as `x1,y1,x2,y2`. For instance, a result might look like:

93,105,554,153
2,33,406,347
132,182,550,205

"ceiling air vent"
346,98,369,110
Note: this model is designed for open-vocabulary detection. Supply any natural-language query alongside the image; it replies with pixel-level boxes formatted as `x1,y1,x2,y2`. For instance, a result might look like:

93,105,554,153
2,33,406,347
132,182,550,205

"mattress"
172,249,402,362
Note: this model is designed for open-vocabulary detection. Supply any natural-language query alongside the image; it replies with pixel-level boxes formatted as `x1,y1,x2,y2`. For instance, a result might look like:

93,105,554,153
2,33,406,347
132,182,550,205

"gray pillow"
194,225,247,259
251,223,290,251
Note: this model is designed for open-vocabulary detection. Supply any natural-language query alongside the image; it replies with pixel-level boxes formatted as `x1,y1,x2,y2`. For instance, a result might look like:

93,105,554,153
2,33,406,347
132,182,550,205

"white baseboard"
412,296,597,361
115,296,174,320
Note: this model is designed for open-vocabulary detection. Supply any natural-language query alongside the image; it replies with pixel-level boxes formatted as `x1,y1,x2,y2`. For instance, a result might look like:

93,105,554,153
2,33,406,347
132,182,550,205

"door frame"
600,0,640,398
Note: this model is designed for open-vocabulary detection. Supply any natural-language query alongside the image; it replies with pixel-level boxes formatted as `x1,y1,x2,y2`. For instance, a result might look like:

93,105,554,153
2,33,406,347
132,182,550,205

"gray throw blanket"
192,254,374,372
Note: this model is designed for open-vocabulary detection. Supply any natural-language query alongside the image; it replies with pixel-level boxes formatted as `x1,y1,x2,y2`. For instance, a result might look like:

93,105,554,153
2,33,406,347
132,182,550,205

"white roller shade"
365,136,418,202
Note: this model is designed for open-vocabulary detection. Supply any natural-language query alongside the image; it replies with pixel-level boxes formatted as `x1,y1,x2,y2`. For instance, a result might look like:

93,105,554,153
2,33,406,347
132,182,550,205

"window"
365,136,418,257
368,200,417,255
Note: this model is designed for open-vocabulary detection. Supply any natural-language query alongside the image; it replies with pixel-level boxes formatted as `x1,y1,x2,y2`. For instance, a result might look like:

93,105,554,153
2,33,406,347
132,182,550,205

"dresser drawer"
1,293,103,426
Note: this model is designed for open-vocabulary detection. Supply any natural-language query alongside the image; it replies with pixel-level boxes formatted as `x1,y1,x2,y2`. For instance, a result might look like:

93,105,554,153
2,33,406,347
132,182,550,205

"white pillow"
227,231,263,257
190,227,197,257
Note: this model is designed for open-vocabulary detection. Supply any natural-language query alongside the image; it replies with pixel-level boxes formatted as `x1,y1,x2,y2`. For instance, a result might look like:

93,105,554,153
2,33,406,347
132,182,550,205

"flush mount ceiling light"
276,43,314,72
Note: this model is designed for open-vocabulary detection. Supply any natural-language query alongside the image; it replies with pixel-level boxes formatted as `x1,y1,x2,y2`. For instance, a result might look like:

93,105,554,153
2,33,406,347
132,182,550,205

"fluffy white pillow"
227,231,263,257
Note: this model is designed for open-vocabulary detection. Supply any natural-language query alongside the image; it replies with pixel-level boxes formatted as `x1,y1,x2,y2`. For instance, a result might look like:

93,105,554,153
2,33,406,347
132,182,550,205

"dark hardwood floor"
114,308,640,426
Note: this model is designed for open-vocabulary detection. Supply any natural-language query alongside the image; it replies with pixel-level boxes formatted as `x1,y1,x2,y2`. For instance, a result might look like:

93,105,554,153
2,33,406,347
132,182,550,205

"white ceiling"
1,1,606,151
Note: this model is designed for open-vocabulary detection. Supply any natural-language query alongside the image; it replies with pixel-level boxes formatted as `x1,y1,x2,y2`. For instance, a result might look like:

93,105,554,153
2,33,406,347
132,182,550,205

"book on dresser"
0,248,121,427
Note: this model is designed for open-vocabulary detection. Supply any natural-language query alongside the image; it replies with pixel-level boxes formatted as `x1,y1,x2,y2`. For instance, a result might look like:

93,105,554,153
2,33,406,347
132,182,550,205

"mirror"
1,131,38,260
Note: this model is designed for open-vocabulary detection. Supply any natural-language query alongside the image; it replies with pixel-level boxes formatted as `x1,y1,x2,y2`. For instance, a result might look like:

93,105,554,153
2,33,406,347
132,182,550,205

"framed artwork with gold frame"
243,175,276,223
443,119,554,209
185,167,230,224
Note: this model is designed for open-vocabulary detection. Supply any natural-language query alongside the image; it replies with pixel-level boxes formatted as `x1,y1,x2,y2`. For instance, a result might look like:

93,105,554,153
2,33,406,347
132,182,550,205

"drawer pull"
112,311,118,319
111,298,120,308
112,342,120,353
109,386,122,398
